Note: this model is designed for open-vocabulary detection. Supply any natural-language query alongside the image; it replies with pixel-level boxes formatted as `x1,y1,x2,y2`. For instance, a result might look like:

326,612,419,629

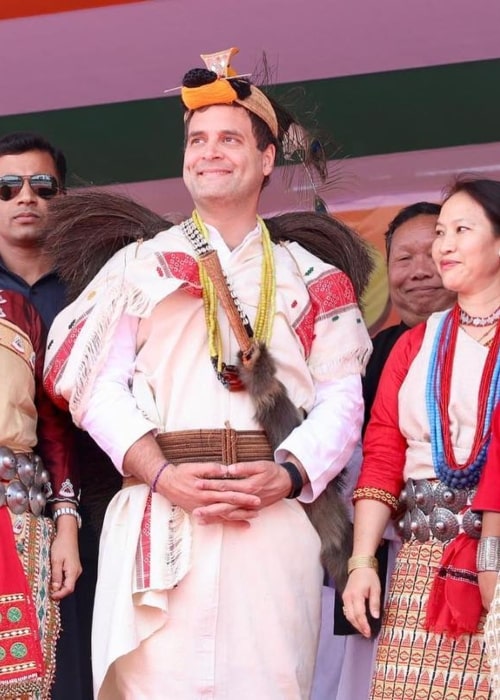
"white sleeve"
79,313,157,473
274,373,363,503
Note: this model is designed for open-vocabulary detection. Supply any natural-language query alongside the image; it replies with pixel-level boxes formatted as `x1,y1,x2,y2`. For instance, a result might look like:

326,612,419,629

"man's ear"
262,144,276,176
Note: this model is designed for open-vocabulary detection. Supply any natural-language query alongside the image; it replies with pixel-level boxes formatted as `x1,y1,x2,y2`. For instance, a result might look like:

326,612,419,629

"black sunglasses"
0,174,60,201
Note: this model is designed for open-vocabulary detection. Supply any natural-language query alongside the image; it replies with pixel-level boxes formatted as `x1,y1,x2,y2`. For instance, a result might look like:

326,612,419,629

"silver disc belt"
0,445,52,517
397,477,482,543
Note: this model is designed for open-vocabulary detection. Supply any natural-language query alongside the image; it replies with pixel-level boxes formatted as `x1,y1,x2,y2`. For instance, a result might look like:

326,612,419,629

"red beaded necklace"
437,305,500,470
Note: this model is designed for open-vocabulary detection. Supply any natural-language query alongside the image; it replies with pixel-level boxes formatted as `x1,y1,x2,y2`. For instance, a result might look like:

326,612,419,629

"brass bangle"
347,555,379,576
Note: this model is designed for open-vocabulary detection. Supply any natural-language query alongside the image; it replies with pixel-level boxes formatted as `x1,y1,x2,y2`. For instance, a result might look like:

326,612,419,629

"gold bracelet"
347,555,379,576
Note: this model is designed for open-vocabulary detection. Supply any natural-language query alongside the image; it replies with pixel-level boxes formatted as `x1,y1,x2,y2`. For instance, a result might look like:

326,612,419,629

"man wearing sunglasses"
0,131,67,328
0,131,118,700
0,131,88,700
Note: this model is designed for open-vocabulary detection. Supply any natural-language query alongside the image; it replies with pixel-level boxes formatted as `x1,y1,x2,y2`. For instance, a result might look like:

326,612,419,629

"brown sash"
122,428,273,488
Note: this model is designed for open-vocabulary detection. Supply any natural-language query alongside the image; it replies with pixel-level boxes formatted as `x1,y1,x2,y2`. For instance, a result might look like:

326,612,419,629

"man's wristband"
151,461,170,493
280,461,304,499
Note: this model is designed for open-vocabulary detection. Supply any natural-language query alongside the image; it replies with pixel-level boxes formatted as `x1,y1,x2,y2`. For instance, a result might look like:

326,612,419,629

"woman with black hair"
343,177,500,699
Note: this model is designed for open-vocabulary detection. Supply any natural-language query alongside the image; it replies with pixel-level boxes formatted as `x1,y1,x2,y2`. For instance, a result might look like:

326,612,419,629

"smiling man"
363,202,457,424
386,201,456,328
45,48,372,699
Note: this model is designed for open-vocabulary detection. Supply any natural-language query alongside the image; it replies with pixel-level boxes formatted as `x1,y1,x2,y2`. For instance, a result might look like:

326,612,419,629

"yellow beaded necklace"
192,210,276,388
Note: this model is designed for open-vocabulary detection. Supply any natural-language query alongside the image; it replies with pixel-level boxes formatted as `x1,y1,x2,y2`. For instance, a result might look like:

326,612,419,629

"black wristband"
280,461,304,499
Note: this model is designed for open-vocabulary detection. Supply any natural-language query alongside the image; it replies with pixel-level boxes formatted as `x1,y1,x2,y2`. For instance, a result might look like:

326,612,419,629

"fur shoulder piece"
264,211,374,300
43,191,173,302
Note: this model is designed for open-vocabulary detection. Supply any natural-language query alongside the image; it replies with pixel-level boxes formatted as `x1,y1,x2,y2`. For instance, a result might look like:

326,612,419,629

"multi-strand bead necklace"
189,210,276,390
426,305,500,488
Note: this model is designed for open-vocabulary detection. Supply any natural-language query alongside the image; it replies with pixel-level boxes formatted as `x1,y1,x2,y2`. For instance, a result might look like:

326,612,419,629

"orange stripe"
0,0,146,20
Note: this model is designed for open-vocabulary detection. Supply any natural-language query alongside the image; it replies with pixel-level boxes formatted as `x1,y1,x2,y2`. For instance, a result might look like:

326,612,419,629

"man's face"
0,149,60,252
183,105,275,211
388,213,456,327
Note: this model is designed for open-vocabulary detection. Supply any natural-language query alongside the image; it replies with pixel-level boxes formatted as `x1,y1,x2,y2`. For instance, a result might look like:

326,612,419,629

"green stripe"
1,58,499,187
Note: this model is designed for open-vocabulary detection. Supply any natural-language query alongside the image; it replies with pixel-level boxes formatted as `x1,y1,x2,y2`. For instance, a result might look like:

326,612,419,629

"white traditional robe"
45,221,372,699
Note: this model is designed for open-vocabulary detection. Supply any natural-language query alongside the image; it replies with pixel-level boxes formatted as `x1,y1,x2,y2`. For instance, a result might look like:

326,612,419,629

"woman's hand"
342,567,381,638
50,514,82,600
478,570,500,612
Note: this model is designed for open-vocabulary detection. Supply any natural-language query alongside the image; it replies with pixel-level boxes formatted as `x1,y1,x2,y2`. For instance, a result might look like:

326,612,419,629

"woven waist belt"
0,445,51,517
397,477,482,543
123,428,273,489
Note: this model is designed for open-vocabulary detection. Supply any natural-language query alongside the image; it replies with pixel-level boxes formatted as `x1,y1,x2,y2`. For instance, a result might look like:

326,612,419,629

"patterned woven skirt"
371,539,491,700
0,512,60,700
485,573,500,700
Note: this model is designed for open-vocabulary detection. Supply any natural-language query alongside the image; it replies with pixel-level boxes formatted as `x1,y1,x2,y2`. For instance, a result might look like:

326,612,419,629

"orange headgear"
181,47,279,139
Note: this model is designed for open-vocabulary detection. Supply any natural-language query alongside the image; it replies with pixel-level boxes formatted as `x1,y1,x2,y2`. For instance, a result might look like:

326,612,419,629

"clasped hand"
160,460,291,525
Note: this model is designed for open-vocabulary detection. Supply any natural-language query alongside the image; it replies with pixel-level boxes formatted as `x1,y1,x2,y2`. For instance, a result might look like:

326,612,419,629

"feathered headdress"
181,47,279,139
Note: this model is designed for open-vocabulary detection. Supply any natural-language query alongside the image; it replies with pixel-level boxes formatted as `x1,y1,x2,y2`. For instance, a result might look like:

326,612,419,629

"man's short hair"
385,201,440,260
0,131,67,186
247,110,278,190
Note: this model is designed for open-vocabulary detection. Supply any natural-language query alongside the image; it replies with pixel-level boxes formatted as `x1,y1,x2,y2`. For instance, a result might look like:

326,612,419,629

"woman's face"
433,191,500,296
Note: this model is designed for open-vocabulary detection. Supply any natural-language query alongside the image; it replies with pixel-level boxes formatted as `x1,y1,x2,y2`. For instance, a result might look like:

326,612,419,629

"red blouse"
473,403,500,513
354,321,426,511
